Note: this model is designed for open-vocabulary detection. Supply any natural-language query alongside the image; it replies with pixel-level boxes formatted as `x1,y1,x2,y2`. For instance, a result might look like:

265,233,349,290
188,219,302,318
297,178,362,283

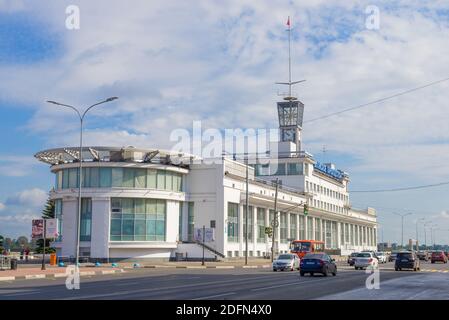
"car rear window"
304,254,324,259
278,255,293,260
398,253,413,258
357,253,371,258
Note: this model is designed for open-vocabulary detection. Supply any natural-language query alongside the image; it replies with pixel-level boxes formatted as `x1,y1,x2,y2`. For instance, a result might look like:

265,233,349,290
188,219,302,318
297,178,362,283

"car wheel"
395,267,399,271
300,271,305,277
310,272,314,277
322,267,328,277
332,270,337,276
273,269,277,272
431,261,435,264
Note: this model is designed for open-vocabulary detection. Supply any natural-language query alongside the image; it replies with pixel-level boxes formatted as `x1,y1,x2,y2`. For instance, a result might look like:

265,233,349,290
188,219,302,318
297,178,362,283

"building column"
312,217,316,240
336,222,341,250
304,216,308,241
295,214,299,240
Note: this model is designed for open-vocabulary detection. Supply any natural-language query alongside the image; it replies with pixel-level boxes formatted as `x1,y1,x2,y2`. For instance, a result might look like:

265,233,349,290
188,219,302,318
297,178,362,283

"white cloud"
5,188,48,208
0,202,5,211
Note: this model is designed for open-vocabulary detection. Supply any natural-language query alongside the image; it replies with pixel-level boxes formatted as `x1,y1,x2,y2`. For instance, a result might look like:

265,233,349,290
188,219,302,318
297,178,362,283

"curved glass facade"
110,198,166,241
54,167,183,192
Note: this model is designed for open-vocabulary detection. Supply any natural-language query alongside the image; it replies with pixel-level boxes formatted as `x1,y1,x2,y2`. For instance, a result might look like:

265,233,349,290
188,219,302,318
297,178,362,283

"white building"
35,97,377,260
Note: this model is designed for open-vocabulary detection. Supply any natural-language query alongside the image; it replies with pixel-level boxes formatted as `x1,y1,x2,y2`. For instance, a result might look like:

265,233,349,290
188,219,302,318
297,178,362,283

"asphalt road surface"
1,261,448,300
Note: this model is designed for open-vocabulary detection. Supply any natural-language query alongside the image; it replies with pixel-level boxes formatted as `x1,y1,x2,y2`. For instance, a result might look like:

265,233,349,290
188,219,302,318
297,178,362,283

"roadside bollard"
95,262,102,267
133,263,140,268
111,263,118,268
58,262,65,267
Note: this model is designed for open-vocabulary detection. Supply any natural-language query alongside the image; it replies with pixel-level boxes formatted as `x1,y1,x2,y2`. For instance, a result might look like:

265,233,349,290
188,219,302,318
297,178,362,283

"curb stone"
0,269,125,282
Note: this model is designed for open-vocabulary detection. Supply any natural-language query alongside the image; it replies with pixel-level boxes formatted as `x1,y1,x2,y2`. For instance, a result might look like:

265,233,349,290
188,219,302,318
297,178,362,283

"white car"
272,254,300,271
375,252,387,264
354,252,379,270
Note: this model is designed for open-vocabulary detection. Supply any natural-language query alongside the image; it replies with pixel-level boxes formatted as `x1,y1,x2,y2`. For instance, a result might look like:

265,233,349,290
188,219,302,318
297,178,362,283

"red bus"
290,240,325,259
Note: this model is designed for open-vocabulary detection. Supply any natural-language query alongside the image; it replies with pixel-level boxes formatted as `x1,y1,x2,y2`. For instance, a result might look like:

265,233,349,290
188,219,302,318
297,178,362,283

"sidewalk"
0,265,125,282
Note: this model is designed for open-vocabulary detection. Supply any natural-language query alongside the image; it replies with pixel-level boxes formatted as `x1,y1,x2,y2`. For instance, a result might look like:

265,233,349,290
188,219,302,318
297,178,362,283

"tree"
16,236,29,248
0,235,4,253
35,197,56,254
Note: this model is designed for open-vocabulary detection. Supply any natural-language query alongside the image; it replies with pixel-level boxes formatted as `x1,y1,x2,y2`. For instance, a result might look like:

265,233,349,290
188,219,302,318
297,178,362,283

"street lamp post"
416,218,426,250
393,212,413,249
46,97,118,272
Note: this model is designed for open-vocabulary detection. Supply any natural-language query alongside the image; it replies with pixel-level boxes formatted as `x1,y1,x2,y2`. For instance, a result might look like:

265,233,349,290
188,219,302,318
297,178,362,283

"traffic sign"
270,219,279,228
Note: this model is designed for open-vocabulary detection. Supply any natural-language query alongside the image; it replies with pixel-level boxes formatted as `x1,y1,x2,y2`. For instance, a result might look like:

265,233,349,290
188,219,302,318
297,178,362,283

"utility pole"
271,178,279,262
245,158,249,266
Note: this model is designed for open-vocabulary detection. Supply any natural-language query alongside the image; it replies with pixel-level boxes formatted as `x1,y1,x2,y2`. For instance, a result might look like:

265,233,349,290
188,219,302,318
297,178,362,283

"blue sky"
1,0,449,244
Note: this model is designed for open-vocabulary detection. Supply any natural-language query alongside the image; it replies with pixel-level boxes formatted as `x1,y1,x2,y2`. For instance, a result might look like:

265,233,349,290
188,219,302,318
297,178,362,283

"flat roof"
35,146,200,166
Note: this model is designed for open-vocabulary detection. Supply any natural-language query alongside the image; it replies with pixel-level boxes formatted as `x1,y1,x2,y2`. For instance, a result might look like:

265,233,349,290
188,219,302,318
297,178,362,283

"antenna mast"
276,16,306,101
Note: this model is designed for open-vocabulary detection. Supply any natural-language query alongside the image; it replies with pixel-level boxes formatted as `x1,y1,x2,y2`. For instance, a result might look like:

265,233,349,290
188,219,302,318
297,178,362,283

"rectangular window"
298,215,305,239
243,206,253,242
90,167,99,188
112,168,123,187
307,217,313,240
157,170,166,190
62,169,69,189
165,172,173,191
290,213,297,240
279,212,288,243
68,168,78,188
287,163,302,175
123,168,134,188
275,163,286,175
99,167,112,187
257,208,266,243
134,168,146,188
227,203,239,242
325,220,332,249
147,169,157,189
315,218,321,241
80,198,92,241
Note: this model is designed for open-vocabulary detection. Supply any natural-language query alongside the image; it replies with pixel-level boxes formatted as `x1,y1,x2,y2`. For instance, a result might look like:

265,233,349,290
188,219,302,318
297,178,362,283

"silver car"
272,254,300,271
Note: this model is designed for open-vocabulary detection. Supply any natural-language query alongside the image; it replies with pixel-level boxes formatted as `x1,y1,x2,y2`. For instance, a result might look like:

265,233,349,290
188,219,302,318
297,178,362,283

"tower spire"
276,16,306,101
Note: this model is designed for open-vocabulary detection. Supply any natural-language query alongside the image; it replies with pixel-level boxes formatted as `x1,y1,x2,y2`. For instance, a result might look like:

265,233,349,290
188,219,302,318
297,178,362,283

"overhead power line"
304,76,449,123
350,181,449,193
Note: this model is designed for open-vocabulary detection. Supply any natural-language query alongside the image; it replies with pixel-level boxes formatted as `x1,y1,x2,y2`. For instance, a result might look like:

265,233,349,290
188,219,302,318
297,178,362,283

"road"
1,261,448,300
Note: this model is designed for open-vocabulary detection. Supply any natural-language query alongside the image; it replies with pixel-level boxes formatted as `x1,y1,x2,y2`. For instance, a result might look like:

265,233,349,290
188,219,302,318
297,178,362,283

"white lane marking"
3,291,38,297
25,275,46,279
192,292,236,300
60,273,304,300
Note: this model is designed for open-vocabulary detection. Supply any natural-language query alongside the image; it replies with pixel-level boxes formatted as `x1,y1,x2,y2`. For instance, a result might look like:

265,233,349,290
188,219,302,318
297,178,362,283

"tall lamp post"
423,221,433,250
393,212,412,249
46,97,118,271
416,218,426,251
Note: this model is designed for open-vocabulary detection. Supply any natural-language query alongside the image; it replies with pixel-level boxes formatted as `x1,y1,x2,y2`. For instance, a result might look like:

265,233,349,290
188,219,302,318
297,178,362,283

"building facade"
35,144,377,260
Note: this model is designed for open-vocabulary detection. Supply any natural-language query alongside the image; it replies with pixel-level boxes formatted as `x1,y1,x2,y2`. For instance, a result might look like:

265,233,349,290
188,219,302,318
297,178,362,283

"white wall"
90,198,110,258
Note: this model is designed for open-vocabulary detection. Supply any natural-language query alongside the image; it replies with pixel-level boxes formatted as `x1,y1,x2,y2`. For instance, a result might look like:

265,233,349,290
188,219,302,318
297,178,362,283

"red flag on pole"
286,16,290,27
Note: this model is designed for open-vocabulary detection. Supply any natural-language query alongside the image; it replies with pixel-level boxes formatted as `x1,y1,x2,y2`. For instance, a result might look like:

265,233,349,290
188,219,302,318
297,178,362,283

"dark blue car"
300,253,337,277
